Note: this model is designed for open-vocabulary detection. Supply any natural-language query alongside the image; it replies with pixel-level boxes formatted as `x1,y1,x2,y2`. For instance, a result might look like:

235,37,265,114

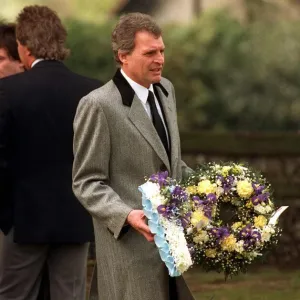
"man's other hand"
126,210,154,242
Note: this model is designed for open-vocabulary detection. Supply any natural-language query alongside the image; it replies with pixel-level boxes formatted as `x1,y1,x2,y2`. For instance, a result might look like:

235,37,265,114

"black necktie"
147,90,169,154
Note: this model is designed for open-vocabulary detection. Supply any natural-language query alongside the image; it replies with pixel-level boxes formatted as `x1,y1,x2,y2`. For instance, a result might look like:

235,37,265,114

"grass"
184,267,300,300
87,262,300,300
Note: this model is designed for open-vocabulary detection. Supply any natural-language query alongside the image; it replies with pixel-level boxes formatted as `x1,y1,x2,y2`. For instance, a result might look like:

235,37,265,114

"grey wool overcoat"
72,69,195,300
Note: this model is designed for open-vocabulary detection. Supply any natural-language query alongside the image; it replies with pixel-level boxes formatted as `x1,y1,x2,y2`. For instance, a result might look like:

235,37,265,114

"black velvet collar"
112,68,169,107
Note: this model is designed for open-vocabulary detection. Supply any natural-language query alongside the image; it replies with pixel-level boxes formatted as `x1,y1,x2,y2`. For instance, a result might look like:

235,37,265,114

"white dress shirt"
120,69,170,148
31,58,45,68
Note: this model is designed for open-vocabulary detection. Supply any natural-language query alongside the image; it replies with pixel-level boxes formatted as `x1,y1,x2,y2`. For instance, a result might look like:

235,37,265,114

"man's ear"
118,50,128,65
25,47,31,57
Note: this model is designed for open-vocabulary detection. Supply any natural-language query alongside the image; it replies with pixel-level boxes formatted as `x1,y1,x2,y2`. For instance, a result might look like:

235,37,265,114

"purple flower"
157,204,178,219
211,227,230,242
192,196,201,205
252,231,261,241
239,225,261,249
157,205,168,217
251,183,269,206
193,194,216,219
150,171,169,187
180,212,191,228
240,224,252,238
203,208,212,219
252,183,265,194
217,175,224,181
251,192,269,206
207,193,217,204
224,175,234,193
217,175,234,193
171,186,188,202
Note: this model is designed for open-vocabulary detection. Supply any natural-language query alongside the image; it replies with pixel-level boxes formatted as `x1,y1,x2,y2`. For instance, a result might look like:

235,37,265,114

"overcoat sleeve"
72,94,132,239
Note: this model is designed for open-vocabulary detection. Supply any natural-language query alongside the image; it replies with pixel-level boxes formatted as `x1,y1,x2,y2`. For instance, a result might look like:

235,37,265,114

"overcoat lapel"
153,85,179,176
113,69,178,174
128,95,170,173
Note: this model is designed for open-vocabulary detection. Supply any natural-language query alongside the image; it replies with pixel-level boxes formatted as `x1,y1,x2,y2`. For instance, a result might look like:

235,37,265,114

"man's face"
17,41,28,69
17,40,32,70
0,48,24,79
120,31,165,88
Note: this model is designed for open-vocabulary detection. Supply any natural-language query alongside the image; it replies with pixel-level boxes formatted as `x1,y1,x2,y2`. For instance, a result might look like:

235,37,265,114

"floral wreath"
183,162,282,277
139,162,284,278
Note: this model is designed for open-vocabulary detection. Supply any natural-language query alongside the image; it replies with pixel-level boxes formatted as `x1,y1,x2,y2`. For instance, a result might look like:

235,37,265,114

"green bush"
65,19,116,83
65,11,300,131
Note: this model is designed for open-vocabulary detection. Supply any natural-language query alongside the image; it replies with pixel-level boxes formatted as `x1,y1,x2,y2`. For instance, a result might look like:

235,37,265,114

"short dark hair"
16,5,69,60
112,13,162,65
0,22,20,61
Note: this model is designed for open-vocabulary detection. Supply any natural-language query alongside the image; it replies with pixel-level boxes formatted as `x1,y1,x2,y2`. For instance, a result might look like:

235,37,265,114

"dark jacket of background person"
0,60,101,243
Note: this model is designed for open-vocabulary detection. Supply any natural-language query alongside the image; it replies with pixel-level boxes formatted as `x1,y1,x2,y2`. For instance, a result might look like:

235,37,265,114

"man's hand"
126,210,154,242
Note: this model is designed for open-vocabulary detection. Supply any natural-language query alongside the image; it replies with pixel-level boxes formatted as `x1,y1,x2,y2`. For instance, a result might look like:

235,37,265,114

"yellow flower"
190,210,210,227
232,165,242,175
221,166,231,176
236,180,254,198
205,249,217,258
231,222,243,230
197,180,217,195
254,215,267,229
246,200,253,208
221,234,237,252
186,185,197,195
193,230,209,244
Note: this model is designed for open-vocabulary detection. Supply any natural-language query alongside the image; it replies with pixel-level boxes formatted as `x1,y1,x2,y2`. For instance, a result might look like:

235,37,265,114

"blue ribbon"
139,186,181,277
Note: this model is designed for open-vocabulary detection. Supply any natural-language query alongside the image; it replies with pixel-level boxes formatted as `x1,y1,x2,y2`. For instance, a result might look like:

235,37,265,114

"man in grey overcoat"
72,13,195,300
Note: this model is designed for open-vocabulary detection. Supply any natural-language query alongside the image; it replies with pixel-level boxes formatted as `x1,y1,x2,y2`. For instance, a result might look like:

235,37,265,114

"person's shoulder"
78,80,116,107
0,71,29,85
160,77,174,89
71,72,102,87
0,71,31,94
157,77,175,97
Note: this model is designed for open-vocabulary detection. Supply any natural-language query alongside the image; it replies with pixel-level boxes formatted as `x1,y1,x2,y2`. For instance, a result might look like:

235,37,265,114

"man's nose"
154,53,164,64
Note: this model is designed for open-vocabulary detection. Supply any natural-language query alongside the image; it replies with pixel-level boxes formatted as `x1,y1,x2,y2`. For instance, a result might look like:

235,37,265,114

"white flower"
262,232,271,242
235,240,244,253
186,227,193,235
254,204,267,214
141,181,167,208
250,251,262,258
261,225,275,242
160,217,193,274
216,179,222,186
244,251,262,259
216,186,224,198
265,205,272,213
254,204,273,215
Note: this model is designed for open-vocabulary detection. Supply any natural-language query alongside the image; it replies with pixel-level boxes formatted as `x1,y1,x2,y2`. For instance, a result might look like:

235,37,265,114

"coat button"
160,164,167,172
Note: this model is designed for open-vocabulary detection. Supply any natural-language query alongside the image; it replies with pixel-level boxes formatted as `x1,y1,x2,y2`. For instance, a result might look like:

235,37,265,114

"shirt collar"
120,69,154,104
31,58,45,68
